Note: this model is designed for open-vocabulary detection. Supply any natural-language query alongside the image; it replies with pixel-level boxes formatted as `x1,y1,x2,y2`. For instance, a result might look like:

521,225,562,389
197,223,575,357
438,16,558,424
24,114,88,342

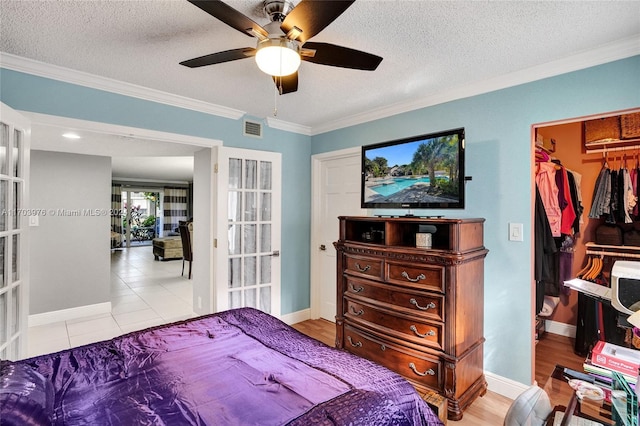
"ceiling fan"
180,0,383,95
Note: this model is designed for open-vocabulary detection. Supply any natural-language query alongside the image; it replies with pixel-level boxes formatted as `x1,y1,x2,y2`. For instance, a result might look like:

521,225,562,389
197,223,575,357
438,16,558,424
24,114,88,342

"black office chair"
179,222,193,279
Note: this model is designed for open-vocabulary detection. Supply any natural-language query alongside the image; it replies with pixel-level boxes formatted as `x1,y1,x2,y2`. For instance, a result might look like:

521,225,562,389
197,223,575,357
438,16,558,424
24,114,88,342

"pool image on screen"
361,128,465,209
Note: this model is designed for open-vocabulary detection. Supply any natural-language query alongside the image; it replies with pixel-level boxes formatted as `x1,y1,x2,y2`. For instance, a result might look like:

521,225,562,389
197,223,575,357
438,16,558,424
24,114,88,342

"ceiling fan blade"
180,47,256,68
272,72,299,95
281,0,355,44
301,42,382,70
188,0,268,39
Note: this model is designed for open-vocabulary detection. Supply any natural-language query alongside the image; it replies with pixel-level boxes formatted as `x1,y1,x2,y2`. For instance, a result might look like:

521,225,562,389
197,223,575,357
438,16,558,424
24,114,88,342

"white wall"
29,150,111,315
192,147,214,314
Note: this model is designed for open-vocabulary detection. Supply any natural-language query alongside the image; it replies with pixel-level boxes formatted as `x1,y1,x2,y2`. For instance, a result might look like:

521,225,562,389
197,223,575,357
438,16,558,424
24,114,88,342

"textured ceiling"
2,1,639,182
2,0,639,133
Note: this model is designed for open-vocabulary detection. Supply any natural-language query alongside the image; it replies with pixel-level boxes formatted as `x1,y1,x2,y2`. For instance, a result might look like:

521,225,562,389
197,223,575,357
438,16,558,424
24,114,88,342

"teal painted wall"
2,55,639,385
311,56,640,384
0,69,312,315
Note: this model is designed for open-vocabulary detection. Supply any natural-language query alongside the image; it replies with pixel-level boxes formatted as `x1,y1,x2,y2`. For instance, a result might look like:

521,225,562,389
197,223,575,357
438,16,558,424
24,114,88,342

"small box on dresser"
334,216,488,421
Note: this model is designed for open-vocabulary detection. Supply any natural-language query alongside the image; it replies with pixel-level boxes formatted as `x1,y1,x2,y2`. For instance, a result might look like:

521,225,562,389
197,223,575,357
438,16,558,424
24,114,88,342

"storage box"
416,232,432,248
591,341,640,377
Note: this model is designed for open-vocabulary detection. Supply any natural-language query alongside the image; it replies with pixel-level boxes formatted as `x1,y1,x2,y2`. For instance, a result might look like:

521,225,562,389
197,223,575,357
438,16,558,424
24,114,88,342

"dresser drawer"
386,261,445,293
345,278,444,321
345,298,444,351
343,325,442,391
344,254,384,280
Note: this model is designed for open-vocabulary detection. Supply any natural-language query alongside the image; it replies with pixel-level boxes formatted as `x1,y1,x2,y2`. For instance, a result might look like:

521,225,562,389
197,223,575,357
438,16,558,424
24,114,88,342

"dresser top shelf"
338,216,486,253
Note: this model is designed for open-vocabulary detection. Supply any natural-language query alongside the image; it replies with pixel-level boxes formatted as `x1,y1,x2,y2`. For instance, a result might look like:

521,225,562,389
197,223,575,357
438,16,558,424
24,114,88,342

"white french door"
0,103,30,360
215,147,281,317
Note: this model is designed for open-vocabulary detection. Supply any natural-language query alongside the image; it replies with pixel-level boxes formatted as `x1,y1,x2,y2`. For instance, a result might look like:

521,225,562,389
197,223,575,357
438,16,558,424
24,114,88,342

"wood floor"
292,319,585,425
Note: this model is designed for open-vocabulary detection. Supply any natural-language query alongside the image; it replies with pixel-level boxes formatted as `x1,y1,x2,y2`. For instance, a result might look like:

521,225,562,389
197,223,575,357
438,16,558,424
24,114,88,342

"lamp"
255,38,300,77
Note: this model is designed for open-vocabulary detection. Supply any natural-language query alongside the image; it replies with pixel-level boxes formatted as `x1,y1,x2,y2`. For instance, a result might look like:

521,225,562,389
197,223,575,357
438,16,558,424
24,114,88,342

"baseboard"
545,319,576,338
28,302,112,327
280,308,311,325
485,371,529,400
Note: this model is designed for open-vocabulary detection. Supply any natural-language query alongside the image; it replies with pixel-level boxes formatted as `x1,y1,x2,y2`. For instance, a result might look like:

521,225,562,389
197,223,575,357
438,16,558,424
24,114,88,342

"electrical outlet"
197,296,202,310
509,223,524,242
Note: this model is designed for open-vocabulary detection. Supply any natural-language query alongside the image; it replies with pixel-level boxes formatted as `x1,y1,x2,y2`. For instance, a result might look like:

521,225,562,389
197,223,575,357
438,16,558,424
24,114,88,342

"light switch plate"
509,223,523,242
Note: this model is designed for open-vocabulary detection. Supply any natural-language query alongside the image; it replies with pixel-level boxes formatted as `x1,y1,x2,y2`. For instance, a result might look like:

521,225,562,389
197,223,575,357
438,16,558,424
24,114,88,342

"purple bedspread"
1,308,443,426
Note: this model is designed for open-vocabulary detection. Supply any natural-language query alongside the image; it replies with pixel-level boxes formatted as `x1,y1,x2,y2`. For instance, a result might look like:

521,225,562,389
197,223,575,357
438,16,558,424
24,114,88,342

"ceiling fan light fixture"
255,38,300,77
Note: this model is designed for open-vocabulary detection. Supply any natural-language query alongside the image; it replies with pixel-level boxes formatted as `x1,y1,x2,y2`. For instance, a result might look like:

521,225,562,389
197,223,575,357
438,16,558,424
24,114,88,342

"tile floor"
26,246,195,359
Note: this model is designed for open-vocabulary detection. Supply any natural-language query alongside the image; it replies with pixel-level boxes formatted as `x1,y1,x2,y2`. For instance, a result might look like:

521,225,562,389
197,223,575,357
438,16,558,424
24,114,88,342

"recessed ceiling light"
62,132,81,139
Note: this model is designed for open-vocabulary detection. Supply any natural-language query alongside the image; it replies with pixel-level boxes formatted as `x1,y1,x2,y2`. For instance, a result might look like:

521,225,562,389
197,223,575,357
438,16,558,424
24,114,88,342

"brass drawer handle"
410,325,436,338
355,263,371,272
402,271,426,282
409,298,436,311
348,283,364,293
409,362,436,377
347,336,362,348
349,306,364,316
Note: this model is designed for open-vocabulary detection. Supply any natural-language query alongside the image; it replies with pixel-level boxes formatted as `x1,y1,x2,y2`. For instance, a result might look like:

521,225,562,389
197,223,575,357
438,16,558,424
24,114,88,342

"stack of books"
583,341,640,387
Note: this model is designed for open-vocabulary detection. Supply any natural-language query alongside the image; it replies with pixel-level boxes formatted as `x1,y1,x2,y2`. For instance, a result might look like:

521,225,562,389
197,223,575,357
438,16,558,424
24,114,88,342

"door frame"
310,146,361,319
22,112,222,320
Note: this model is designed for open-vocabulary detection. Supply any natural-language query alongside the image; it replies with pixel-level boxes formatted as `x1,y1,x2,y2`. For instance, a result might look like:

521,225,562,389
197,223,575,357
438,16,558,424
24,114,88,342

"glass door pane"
0,123,8,176
225,156,277,314
0,103,29,360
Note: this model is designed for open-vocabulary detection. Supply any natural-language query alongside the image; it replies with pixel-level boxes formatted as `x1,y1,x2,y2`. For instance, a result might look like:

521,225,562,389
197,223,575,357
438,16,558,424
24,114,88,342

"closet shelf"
585,242,640,259
585,139,640,154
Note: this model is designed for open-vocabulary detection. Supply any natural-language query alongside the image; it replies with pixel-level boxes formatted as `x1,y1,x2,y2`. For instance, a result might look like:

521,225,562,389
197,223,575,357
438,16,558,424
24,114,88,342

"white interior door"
311,149,364,322
0,103,30,360
215,147,281,317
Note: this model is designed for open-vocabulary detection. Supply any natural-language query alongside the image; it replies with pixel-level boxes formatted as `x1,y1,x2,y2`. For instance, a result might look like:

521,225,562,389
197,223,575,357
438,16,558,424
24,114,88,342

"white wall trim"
5,36,638,138
486,371,528,400
545,320,577,338
21,111,223,148
29,302,112,327
266,117,311,136
0,52,245,120
311,36,640,135
280,308,311,325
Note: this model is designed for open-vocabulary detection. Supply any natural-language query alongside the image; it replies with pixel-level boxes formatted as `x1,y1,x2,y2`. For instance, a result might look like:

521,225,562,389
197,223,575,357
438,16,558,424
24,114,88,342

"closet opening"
532,108,640,384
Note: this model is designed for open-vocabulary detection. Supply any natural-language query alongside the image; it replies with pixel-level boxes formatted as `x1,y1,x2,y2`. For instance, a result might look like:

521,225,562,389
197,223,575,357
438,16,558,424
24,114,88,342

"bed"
1,308,443,425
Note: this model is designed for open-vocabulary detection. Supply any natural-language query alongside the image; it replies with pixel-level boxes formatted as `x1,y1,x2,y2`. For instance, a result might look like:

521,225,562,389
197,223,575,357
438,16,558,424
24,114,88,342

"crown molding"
266,117,311,136
3,35,638,138
310,36,640,135
0,52,248,120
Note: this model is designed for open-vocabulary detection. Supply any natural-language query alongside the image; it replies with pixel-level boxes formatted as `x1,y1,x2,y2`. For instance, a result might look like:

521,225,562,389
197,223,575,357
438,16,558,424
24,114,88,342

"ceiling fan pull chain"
274,77,281,116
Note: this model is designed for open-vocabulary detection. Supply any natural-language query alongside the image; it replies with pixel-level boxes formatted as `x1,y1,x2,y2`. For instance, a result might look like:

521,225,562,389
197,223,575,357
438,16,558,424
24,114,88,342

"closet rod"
585,247,640,260
585,242,640,259
585,144,640,154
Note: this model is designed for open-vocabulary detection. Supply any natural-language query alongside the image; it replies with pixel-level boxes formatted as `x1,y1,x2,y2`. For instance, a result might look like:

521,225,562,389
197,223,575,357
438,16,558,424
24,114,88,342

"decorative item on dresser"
334,216,488,421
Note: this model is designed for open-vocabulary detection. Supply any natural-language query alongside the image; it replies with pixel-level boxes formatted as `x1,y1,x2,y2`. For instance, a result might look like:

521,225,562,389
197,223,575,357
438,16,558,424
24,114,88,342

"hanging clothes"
566,170,583,233
536,162,562,237
622,166,636,223
558,166,577,235
535,186,559,310
589,164,611,219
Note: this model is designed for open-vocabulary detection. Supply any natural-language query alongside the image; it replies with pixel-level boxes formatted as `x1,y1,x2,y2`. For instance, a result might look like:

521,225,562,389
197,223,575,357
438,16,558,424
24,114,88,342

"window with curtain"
163,186,188,235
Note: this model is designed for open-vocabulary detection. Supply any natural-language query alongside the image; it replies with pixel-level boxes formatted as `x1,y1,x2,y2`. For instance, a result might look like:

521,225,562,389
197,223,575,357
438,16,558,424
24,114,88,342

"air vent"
243,119,263,138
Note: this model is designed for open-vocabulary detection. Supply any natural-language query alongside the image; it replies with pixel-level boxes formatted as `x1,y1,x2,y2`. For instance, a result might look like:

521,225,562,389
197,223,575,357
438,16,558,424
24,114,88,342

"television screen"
361,128,465,209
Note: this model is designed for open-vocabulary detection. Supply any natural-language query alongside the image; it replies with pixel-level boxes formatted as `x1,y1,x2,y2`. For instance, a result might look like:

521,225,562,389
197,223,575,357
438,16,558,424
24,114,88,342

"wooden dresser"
334,216,488,420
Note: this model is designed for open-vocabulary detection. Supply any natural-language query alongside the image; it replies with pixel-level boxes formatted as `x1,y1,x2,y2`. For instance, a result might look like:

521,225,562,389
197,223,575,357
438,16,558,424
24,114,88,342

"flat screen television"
361,127,465,210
